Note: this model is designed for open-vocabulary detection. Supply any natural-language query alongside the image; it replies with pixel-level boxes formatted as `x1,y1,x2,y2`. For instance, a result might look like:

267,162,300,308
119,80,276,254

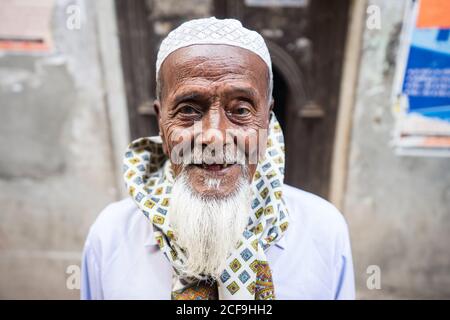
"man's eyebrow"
173,91,207,105
226,86,259,100
172,86,260,105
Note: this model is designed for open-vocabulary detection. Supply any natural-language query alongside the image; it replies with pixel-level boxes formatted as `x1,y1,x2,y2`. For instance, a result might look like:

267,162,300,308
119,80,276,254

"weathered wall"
344,0,450,299
0,0,126,298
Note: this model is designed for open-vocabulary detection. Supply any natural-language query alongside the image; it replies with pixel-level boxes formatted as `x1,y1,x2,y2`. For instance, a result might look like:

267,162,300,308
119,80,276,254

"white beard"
169,168,251,280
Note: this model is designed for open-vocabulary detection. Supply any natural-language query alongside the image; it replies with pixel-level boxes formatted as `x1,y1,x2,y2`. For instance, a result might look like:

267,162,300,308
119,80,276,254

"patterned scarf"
123,112,290,300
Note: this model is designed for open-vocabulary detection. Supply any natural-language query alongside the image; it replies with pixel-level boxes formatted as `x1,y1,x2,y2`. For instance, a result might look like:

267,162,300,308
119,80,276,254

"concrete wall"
344,0,450,299
0,0,127,298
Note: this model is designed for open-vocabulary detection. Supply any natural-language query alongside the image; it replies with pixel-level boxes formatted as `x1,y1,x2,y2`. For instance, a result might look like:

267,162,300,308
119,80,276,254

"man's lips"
192,163,237,171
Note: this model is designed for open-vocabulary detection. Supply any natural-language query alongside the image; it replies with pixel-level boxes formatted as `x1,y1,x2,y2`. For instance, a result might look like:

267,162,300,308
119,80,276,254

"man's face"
155,44,272,198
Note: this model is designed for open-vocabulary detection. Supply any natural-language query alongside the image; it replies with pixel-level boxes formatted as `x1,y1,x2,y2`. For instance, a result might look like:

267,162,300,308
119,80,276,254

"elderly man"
81,17,354,300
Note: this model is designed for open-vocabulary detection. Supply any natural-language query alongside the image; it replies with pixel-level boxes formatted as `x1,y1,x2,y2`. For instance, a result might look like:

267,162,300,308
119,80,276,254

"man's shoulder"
281,184,355,299
86,197,141,248
282,184,349,239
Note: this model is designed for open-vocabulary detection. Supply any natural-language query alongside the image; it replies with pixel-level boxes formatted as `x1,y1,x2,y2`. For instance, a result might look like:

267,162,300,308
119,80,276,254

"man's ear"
154,99,162,120
268,98,274,125
153,100,168,156
153,99,163,138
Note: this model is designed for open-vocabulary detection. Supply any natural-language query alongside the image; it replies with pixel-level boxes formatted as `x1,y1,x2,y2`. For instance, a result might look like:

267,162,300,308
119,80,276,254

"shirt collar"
275,234,287,250
277,204,295,250
144,238,157,247
144,228,158,247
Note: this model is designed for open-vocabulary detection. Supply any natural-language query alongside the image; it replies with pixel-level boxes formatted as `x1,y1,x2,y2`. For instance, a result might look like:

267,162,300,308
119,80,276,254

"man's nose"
198,108,227,147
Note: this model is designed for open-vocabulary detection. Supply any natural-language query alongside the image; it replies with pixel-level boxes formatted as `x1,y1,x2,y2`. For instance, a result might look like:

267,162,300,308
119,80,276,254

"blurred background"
0,0,449,299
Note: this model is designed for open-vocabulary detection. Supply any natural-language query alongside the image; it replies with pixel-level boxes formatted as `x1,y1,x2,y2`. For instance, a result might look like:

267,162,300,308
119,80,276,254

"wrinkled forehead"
159,44,270,91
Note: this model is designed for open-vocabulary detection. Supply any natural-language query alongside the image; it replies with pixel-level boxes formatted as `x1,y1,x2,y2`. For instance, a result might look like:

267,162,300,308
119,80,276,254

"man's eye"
235,107,251,116
179,105,199,114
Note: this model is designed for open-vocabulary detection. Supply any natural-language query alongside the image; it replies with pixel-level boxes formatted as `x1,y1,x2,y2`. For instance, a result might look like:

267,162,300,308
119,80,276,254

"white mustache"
168,125,267,165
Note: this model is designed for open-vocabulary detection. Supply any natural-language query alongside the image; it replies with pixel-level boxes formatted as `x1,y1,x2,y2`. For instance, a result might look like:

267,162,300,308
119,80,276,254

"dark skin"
154,44,273,198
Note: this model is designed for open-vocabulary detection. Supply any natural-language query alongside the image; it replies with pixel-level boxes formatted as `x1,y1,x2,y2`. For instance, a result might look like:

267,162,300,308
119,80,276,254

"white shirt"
81,184,355,300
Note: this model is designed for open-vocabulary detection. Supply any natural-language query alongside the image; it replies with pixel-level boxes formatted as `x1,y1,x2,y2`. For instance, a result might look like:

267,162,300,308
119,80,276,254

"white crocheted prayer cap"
156,17,273,84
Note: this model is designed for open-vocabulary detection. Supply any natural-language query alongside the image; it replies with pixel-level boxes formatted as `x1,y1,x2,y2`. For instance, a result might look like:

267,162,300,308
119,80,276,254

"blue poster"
402,22,450,121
